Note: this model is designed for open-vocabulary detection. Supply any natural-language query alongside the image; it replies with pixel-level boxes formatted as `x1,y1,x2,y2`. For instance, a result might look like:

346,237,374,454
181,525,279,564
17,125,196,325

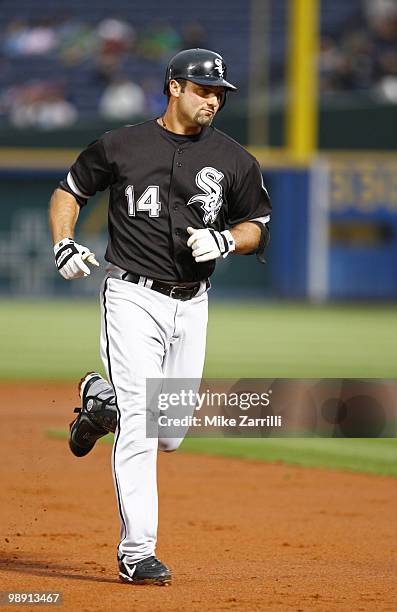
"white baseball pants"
100,266,208,563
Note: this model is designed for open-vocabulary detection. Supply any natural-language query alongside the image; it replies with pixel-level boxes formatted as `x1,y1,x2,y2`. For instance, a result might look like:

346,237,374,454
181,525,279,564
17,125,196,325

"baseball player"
49,48,271,586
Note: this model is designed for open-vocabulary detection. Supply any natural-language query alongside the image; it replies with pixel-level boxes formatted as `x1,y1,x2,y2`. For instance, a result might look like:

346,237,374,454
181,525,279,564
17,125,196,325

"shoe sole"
69,372,105,457
69,417,104,456
119,572,171,586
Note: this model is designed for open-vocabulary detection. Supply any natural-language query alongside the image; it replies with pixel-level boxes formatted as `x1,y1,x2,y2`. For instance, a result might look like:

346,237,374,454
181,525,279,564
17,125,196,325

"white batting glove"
54,238,99,280
187,227,235,263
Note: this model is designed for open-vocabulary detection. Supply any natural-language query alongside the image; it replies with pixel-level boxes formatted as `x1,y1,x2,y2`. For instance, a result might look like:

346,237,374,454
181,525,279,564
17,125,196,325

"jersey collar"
153,119,212,146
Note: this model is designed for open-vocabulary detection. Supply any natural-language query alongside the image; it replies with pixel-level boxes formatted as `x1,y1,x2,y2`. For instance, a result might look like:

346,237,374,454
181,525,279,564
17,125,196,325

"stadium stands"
0,0,391,126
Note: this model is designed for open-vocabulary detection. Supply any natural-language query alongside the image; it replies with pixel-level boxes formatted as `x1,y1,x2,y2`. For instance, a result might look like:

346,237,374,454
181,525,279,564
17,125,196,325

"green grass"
6,299,396,475
180,437,397,476
48,430,397,476
0,299,101,380
1,299,397,379
205,302,397,378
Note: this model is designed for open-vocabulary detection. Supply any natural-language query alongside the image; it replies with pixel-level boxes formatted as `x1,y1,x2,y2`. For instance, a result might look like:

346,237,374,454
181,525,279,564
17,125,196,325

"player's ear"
169,79,182,98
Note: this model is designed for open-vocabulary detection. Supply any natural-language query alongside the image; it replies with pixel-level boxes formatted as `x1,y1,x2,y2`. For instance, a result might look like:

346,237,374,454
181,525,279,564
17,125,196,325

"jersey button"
177,148,182,154
176,162,182,167
173,204,179,211
175,229,181,236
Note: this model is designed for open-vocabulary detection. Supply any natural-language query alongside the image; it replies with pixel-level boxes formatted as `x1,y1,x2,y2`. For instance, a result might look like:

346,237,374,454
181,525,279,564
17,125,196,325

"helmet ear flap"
163,67,172,94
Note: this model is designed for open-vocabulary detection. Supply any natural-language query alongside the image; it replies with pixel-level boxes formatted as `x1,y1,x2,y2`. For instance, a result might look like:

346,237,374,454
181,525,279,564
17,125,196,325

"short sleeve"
226,158,271,226
62,138,113,206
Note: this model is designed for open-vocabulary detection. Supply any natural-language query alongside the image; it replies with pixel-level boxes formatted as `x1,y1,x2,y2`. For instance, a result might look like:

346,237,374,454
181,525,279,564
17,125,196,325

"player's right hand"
54,238,99,280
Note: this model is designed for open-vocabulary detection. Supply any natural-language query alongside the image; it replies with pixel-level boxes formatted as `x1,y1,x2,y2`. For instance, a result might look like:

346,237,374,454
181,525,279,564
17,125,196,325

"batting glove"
187,227,235,263
54,238,99,280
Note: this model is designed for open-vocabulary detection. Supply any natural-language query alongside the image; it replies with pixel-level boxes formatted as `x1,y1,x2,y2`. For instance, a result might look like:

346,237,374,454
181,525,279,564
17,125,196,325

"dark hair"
166,78,187,101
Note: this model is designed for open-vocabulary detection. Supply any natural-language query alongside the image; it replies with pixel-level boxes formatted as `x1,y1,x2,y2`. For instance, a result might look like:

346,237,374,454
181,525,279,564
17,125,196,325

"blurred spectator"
58,21,97,66
99,76,145,120
319,36,345,93
0,85,19,119
97,18,136,55
2,18,59,56
367,1,397,101
0,14,221,125
3,19,31,56
319,0,397,99
9,82,77,129
319,28,375,93
340,30,375,90
138,21,181,61
181,22,208,49
141,78,166,115
20,18,59,55
364,0,397,23
95,18,136,83
375,48,397,102
95,48,124,83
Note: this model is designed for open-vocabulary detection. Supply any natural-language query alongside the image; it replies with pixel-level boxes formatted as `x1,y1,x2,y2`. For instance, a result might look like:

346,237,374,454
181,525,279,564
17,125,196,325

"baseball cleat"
78,371,100,400
118,555,172,586
69,372,115,457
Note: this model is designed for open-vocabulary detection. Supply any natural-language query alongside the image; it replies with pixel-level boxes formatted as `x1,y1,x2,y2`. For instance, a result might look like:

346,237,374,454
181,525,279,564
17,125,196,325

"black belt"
122,272,208,301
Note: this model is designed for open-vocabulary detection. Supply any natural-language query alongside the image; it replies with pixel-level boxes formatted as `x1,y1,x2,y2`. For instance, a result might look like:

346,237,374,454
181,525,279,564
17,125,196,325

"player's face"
178,81,224,127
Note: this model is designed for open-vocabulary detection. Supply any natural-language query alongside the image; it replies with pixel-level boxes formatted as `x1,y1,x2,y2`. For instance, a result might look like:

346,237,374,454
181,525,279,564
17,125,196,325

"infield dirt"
1,382,396,611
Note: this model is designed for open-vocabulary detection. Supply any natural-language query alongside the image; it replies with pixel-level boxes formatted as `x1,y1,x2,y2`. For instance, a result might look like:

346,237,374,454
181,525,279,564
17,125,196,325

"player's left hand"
187,227,236,262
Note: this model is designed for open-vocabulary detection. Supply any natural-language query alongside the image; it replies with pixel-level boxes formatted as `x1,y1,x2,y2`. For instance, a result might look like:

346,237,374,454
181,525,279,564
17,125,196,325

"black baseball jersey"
60,119,271,282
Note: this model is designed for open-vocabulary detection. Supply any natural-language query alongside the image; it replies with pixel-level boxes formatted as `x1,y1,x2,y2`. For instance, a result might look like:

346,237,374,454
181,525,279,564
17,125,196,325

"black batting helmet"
163,48,237,108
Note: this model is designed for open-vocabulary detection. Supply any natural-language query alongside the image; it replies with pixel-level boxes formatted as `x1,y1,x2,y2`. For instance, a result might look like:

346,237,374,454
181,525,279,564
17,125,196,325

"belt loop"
138,276,146,286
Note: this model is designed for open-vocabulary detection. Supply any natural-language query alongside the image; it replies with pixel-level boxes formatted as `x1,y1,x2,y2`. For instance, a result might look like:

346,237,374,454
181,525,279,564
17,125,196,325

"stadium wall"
1,148,397,300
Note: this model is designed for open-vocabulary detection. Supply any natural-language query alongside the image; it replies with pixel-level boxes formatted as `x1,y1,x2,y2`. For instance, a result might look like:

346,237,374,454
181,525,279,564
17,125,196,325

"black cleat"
69,372,113,457
118,555,172,586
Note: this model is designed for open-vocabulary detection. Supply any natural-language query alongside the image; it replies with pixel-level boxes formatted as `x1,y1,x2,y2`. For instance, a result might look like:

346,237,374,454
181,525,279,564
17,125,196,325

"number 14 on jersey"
125,185,161,217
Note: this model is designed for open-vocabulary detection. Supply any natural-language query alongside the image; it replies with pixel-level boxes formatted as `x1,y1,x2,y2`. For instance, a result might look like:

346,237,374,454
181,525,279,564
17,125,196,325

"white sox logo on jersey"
187,167,224,225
